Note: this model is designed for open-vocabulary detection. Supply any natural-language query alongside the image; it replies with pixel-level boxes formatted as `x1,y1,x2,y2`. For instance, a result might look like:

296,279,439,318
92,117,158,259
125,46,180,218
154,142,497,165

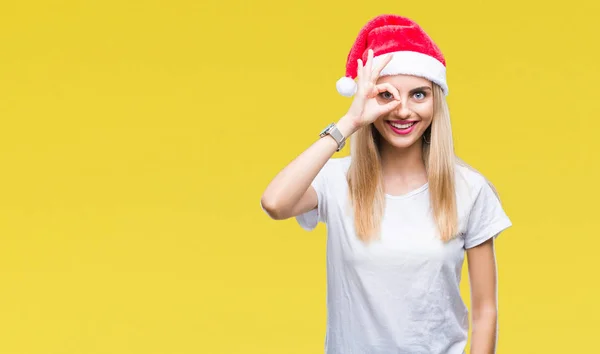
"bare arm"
260,116,358,220
467,237,498,354
260,49,401,221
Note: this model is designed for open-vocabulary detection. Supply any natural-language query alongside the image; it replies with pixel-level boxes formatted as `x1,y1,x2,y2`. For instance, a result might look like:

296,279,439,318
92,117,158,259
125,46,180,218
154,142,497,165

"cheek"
415,104,433,123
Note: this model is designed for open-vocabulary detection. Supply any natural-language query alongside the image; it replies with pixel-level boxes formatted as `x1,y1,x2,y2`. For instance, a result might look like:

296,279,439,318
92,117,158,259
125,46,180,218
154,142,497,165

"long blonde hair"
347,84,460,243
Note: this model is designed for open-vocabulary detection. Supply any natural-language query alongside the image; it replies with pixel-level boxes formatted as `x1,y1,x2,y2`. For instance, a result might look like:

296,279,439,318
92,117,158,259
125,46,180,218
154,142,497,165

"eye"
379,91,394,100
413,91,427,100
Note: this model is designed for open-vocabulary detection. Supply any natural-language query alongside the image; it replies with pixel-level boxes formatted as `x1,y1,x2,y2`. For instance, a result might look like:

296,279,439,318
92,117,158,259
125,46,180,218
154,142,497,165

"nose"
392,99,412,119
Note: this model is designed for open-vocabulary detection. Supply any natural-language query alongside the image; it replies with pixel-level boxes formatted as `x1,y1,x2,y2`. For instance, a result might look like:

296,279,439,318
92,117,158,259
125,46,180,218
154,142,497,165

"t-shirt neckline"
384,182,429,200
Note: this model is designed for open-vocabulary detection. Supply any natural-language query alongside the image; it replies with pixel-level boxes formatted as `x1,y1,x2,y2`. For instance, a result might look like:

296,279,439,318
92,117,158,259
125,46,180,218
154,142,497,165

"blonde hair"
347,84,461,242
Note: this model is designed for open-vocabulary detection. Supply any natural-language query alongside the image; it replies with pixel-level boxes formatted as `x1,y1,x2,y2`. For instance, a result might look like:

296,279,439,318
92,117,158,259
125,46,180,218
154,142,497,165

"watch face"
320,123,334,136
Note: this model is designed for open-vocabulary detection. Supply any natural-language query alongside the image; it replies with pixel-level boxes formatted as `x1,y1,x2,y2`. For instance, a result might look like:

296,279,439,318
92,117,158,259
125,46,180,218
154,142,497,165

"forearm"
470,308,498,354
260,115,357,217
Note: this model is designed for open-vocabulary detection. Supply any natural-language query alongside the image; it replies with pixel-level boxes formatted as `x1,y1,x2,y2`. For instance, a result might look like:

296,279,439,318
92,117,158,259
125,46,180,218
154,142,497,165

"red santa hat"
336,14,448,97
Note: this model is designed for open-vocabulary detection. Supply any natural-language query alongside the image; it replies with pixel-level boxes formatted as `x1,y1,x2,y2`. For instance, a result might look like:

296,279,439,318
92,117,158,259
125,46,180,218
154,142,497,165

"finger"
356,59,363,82
366,49,374,79
372,54,393,80
380,99,403,113
375,83,401,101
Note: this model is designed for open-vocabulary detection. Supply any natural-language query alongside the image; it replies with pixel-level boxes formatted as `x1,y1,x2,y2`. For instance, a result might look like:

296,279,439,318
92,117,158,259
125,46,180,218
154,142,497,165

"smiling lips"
387,120,419,135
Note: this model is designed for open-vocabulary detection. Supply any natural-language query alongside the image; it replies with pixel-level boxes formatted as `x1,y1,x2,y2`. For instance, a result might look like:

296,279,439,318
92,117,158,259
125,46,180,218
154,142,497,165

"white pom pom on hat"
336,14,449,97
336,76,357,97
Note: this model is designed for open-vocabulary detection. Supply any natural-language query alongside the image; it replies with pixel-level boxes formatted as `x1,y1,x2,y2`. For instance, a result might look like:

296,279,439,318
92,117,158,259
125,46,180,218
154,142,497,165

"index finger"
372,54,393,80
375,83,401,101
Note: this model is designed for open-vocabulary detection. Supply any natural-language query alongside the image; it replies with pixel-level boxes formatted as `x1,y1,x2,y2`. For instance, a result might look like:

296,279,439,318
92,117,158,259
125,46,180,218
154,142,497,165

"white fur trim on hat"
373,51,448,95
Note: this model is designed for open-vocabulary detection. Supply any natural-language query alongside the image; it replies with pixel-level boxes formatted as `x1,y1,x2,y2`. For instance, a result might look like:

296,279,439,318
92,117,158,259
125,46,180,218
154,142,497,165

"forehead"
376,74,432,88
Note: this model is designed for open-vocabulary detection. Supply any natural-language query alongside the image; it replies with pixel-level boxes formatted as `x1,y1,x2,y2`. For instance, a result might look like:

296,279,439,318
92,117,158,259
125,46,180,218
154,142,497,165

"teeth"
390,122,415,129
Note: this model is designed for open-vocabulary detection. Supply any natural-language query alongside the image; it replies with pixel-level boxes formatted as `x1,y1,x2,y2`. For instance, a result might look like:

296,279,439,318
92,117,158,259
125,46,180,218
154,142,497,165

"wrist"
337,115,360,138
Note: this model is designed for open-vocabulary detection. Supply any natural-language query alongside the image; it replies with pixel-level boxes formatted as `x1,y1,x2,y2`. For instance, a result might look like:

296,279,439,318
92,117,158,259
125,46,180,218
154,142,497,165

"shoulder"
322,155,352,175
454,161,499,203
455,162,487,188
454,160,512,246
312,155,351,191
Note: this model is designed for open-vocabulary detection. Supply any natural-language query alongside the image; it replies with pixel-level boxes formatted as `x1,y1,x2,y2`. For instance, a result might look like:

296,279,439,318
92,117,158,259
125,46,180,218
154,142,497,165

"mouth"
386,120,419,135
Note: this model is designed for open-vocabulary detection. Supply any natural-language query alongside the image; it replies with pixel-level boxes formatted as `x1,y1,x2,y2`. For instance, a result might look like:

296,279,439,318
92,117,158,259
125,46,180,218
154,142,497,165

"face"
372,75,434,150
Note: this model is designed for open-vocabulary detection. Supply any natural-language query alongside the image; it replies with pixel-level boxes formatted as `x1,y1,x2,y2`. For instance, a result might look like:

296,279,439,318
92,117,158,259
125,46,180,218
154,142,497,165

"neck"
378,139,428,183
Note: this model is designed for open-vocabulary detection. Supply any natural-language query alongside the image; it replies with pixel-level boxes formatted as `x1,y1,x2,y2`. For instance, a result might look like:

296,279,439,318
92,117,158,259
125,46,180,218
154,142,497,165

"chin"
384,135,423,150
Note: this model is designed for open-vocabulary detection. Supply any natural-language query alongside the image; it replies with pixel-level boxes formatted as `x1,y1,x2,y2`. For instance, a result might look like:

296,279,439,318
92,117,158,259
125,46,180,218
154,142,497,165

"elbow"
260,195,288,220
472,305,497,322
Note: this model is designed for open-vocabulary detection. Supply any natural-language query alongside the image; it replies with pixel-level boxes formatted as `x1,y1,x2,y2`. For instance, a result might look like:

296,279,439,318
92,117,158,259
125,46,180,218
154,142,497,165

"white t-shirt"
295,156,512,354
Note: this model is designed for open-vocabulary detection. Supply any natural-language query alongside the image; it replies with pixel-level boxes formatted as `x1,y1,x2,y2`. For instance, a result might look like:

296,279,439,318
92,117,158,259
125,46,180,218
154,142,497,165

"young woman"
260,14,512,354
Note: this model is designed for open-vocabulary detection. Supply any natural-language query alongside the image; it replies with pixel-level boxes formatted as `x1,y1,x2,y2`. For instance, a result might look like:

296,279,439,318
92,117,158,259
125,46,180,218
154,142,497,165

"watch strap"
320,123,346,151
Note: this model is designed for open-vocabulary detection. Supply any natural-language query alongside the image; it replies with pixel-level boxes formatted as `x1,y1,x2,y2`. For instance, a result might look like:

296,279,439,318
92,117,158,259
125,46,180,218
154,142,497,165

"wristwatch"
320,122,346,152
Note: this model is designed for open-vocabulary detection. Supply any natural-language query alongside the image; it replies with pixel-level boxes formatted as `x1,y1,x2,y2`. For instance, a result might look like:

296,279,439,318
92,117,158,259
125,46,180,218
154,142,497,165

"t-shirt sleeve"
463,179,512,249
295,159,334,231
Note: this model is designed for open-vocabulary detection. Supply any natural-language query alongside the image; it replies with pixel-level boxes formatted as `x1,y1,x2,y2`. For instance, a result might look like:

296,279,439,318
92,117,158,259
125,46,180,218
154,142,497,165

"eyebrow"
409,86,432,93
